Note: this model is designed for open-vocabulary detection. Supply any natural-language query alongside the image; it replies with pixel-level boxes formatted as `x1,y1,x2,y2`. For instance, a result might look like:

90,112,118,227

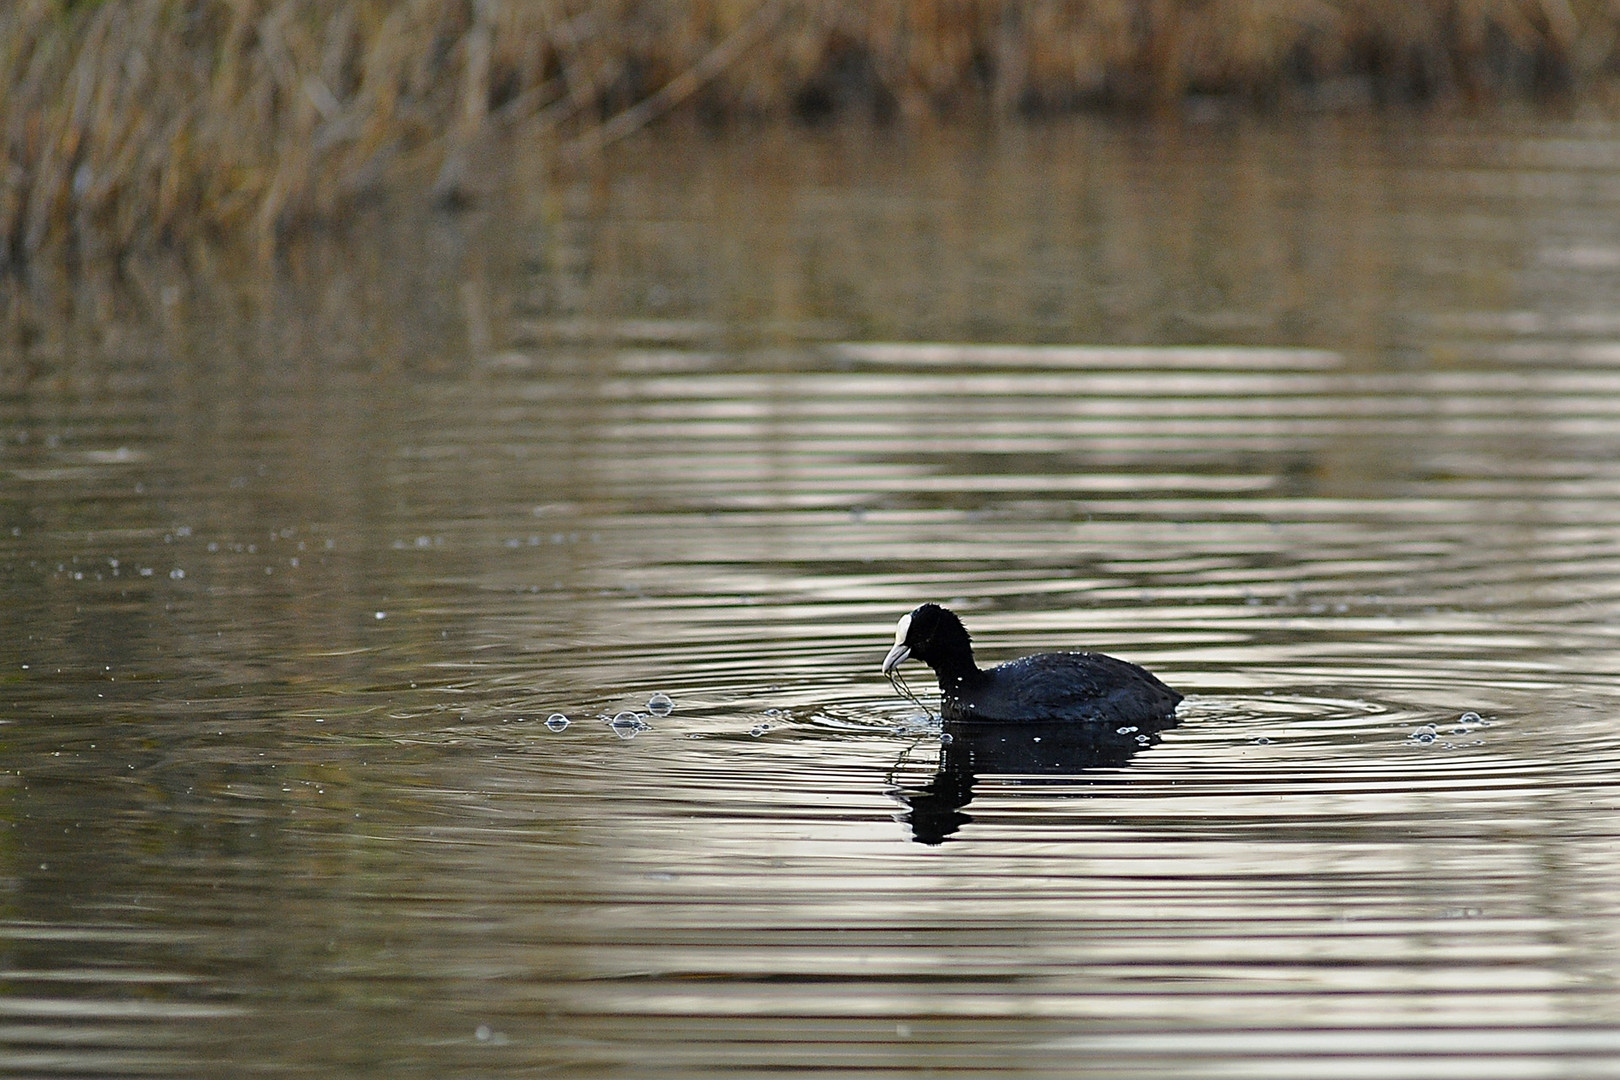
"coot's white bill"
881,612,913,674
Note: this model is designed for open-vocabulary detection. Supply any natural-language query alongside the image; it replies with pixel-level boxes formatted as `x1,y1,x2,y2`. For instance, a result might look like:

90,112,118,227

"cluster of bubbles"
1410,711,1488,748
536,693,675,739
749,706,790,738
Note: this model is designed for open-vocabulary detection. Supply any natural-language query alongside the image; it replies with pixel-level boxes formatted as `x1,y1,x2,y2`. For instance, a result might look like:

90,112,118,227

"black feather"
887,603,1181,724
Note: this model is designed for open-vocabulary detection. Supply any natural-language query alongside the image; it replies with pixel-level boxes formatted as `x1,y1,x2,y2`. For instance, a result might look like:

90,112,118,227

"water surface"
6,114,1620,1077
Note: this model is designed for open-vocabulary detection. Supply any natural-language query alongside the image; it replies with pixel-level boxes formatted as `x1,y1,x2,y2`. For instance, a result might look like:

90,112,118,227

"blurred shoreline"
3,0,1618,275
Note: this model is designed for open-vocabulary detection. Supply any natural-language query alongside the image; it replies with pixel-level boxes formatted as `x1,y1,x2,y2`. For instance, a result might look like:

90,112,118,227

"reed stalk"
3,0,1616,269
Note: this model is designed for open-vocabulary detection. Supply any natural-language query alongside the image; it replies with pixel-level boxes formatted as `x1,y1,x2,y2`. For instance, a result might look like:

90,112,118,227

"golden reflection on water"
6,114,1620,1076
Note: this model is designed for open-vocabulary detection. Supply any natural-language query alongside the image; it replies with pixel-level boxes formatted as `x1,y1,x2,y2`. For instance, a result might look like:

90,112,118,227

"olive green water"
6,114,1620,1077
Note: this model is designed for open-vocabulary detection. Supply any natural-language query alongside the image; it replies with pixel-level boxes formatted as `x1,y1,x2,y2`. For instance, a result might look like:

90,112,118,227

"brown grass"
3,0,1617,269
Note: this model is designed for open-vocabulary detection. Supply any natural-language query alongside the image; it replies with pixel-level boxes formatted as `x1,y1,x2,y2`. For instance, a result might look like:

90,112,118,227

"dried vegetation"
3,0,1617,269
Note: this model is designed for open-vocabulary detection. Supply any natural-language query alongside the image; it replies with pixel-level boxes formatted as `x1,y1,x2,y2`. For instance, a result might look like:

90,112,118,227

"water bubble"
1135,734,1151,745
1251,736,1273,745
749,724,768,737
610,712,648,739
646,692,674,716
1459,711,1482,724
545,714,569,732
1116,725,1138,735
1411,725,1438,745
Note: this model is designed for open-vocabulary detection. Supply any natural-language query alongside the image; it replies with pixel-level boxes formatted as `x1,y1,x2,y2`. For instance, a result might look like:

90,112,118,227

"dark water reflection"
898,716,1181,845
7,114,1620,1076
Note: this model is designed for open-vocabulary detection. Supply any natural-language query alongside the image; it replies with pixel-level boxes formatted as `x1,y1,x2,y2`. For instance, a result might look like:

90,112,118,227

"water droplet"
1135,734,1151,745
749,724,768,737
1251,736,1272,745
1459,711,1482,724
475,1024,492,1042
545,714,569,732
939,732,953,745
647,692,674,716
1411,725,1438,745
1116,725,1138,735
374,611,386,620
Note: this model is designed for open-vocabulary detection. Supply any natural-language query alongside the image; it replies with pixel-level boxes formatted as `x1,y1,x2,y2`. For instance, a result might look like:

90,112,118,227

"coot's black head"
881,603,979,681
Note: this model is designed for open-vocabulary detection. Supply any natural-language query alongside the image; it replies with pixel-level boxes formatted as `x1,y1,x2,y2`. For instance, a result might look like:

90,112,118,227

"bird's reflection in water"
895,715,1180,845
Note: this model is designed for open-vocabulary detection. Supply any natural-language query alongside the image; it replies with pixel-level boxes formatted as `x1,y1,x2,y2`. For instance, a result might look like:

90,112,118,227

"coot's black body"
881,603,1181,725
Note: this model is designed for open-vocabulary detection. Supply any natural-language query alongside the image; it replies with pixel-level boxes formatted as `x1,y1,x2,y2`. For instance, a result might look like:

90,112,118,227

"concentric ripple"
8,115,1620,1079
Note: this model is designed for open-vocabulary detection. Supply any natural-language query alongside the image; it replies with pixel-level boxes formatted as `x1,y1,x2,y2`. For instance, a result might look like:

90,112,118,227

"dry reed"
3,0,1617,270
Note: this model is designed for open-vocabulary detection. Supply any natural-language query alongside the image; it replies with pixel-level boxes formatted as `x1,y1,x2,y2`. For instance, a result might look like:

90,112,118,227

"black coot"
881,603,1181,724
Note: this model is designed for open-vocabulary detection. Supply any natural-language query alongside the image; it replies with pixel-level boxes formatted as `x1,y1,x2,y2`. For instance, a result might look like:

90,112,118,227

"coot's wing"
972,652,1181,723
